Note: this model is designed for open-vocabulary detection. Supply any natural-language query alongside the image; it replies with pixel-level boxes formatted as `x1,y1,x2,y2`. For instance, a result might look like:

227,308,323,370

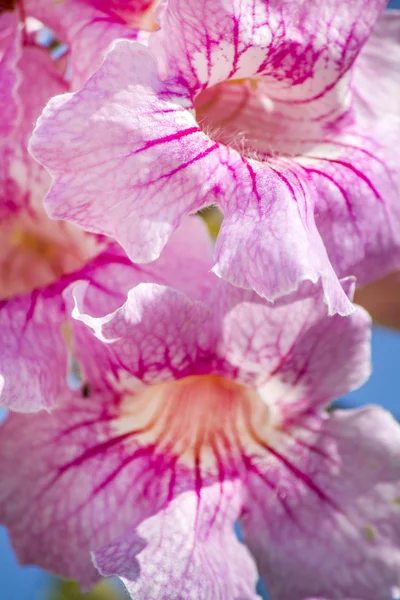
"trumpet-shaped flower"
0,0,155,412
0,205,210,411
30,1,400,316
1,234,400,600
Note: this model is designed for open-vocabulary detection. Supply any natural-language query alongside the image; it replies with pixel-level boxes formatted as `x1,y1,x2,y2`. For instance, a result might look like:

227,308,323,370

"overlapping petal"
0,11,21,139
299,130,400,287
0,220,100,411
69,217,214,387
30,40,355,314
95,482,259,600
0,290,68,412
73,283,215,385
152,0,386,103
242,407,400,600
305,11,400,286
73,273,370,411
219,280,371,417
212,158,353,314
0,214,212,412
0,44,67,213
30,42,220,260
0,387,175,586
24,0,144,90
354,10,400,120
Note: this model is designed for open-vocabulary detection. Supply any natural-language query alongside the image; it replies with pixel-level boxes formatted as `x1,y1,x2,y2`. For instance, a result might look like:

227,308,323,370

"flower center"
194,78,324,159
195,79,281,159
115,374,273,471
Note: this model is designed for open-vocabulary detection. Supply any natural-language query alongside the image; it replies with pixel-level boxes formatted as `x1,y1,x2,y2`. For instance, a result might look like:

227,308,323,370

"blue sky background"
1,2,399,598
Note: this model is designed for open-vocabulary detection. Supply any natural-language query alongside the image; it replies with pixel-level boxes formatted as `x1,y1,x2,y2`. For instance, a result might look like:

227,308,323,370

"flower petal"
0,220,105,412
0,12,21,139
0,383,252,591
25,0,144,89
152,0,386,100
314,10,400,284
218,283,371,416
1,44,68,214
64,9,144,91
30,41,221,261
69,217,215,386
297,10,400,287
298,127,400,287
354,10,400,121
94,482,259,600
73,269,370,410
213,158,354,315
72,283,214,385
0,386,194,586
0,290,68,412
242,407,400,600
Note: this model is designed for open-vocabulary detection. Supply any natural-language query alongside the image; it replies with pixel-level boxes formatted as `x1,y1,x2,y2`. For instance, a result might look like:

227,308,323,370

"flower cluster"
1,1,400,598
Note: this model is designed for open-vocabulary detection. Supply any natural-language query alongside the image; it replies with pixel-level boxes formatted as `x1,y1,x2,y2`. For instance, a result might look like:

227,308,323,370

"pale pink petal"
68,19,143,91
213,158,353,315
24,0,144,89
354,10,400,121
299,128,400,287
0,12,21,139
16,45,67,150
0,386,199,586
94,482,259,600
307,11,399,285
0,289,68,412
69,217,214,386
30,41,222,261
0,208,105,412
72,283,215,385
58,3,146,92
218,282,371,418
242,407,400,600
152,0,385,102
1,44,67,213
298,11,400,287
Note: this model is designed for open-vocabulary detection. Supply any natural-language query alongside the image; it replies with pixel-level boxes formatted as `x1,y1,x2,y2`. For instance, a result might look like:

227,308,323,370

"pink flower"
0,10,21,139
1,230,399,600
0,198,209,413
0,0,149,96
23,0,152,89
74,0,155,24
0,0,154,412
30,1,400,317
